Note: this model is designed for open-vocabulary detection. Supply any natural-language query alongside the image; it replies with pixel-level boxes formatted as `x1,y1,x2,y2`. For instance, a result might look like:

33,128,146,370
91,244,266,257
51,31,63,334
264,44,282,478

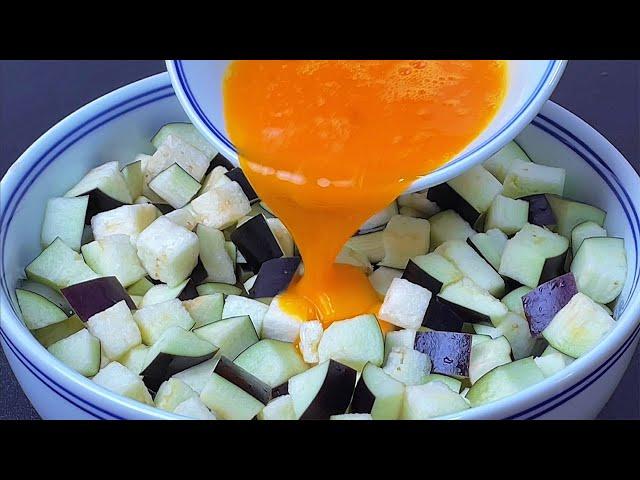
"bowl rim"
165,59,568,191
1,72,638,420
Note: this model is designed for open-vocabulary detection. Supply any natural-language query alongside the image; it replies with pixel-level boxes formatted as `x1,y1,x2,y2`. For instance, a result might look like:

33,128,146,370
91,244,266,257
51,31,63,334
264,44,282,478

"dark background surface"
0,60,638,420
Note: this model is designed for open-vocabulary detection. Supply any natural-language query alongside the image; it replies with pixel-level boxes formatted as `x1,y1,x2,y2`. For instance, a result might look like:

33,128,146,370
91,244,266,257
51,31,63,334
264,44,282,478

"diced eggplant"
298,320,323,364
230,214,283,272
436,240,505,297
90,203,157,243
41,196,89,251
317,314,384,371
258,394,297,420
174,396,217,420
33,314,84,347
47,329,101,377
545,195,606,238
145,134,210,184
288,359,357,420
16,288,69,330
92,361,153,405
81,234,147,288
193,315,258,359
483,141,532,182
195,224,236,284
368,266,403,297
465,357,545,407
149,163,201,209
25,237,98,290
200,361,267,420
121,160,144,200
182,294,224,328
397,191,439,218
119,344,150,375
414,331,472,377
140,326,218,391
423,373,463,393
350,363,404,420
190,181,251,230
384,329,417,359
222,295,269,334
467,229,507,272
422,296,465,332
153,377,198,412
61,276,135,322
402,260,443,295
570,237,626,304
266,218,295,257
522,272,578,336
136,217,199,287
521,194,556,227
502,163,566,199
86,300,142,360
235,339,308,389
336,246,373,274
501,285,532,316
200,165,230,194
378,278,432,329
571,221,607,256
438,278,508,324
358,202,398,233
428,210,476,251
261,296,305,342
196,282,243,297
126,277,155,297
427,182,481,225
484,195,528,236
225,167,259,204
65,161,133,205
534,352,568,378
248,257,301,298
493,312,537,360
401,381,470,419
172,358,218,394
542,344,575,366
472,324,501,339
383,346,431,386
380,215,430,269
447,164,503,215
141,279,196,307
469,336,512,384
151,123,218,160
542,292,615,358
410,252,463,290
213,355,274,404
346,231,385,264
133,298,195,345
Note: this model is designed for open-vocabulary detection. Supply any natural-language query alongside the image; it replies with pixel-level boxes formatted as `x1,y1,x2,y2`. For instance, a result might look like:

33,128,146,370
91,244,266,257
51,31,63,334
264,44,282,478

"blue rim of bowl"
170,60,561,173
0,78,638,420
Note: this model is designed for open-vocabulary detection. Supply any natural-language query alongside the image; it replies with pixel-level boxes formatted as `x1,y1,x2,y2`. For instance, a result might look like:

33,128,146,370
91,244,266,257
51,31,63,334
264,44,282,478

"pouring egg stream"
223,60,507,330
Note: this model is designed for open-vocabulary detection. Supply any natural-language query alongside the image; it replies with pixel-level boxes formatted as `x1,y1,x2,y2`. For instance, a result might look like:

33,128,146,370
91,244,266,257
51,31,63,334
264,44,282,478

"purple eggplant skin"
503,276,524,295
271,382,289,399
225,168,259,204
539,252,568,285
177,278,199,301
82,189,127,224
414,331,472,377
349,368,376,414
402,260,443,295
522,194,556,227
214,356,273,405
189,261,209,286
142,351,217,391
230,215,283,272
299,359,357,420
146,275,163,285
154,203,174,215
522,272,578,336
427,183,481,226
61,276,136,322
422,297,465,332
249,257,301,298
207,153,235,173
436,297,491,325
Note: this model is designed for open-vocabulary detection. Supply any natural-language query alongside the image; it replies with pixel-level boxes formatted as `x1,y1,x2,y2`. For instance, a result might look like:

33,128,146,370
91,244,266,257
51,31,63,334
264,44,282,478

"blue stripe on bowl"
0,79,638,420
172,60,558,170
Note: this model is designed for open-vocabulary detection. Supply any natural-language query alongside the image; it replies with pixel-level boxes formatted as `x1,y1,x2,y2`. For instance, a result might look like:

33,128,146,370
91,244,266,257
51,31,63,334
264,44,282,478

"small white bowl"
1,72,638,419
166,60,567,191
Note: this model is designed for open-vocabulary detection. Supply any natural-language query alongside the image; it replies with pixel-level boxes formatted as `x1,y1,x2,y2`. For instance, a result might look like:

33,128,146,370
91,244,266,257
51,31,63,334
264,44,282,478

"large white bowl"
166,60,567,191
1,72,638,420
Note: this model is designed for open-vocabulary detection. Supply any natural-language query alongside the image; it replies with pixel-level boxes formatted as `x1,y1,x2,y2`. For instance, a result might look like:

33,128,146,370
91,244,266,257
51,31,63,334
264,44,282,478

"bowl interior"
1,76,638,419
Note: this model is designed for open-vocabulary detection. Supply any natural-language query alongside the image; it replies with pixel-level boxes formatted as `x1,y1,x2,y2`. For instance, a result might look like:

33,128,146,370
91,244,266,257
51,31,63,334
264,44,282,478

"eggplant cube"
92,361,153,405
190,181,251,230
401,381,470,419
154,377,198,412
173,396,217,420
258,395,297,420
381,215,430,269
61,276,136,322
298,320,324,364
41,196,89,252
261,296,305,342
90,204,157,244
81,234,147,288
136,217,199,287
87,300,141,360
145,134,210,183
47,329,101,377
382,347,431,385
368,267,403,297
414,331,472,377
133,298,195,345
351,363,404,420
379,278,432,329
222,295,269,334
522,272,578,336
65,161,133,204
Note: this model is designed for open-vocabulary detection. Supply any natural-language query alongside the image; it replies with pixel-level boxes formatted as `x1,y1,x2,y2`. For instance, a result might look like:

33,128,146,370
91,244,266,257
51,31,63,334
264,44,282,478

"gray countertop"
1,60,638,420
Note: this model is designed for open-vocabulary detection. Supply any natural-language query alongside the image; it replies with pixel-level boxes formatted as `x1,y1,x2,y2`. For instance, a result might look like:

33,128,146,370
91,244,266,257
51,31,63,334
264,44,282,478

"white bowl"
166,60,567,191
1,72,638,420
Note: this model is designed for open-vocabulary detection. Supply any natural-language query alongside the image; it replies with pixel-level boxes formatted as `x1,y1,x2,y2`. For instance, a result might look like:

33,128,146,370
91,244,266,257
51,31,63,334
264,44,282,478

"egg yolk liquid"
223,60,506,327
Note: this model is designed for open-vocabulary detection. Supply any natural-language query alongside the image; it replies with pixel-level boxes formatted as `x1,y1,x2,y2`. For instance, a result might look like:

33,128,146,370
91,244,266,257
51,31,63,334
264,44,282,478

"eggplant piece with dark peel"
402,260,443,295
522,272,578,336
422,297,465,332
414,331,472,377
225,168,259,204
61,276,136,322
213,356,273,404
522,194,556,227
230,214,283,272
427,183,481,226
83,189,127,224
249,257,301,298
